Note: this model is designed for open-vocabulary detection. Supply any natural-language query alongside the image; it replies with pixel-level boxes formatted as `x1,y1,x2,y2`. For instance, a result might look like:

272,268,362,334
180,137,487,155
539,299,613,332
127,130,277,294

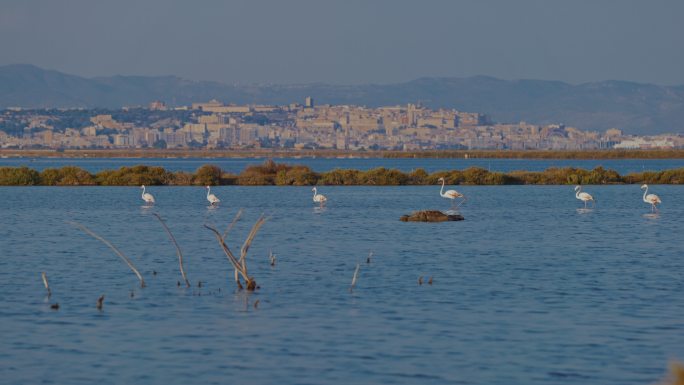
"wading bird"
641,184,661,212
141,185,155,205
437,177,466,208
312,187,327,207
206,186,220,206
574,185,595,208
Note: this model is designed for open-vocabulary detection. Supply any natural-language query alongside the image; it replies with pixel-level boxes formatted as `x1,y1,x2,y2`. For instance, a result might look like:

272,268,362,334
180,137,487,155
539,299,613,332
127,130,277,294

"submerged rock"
400,210,464,222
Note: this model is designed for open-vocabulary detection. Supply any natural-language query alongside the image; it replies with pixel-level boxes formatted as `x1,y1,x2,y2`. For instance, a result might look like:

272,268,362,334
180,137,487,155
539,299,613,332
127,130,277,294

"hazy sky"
1,0,683,85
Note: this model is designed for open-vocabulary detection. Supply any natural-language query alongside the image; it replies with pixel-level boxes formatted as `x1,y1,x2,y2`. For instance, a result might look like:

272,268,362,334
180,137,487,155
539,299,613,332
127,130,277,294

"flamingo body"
641,184,661,212
574,185,595,208
206,186,220,206
141,185,155,205
312,187,327,207
437,177,466,208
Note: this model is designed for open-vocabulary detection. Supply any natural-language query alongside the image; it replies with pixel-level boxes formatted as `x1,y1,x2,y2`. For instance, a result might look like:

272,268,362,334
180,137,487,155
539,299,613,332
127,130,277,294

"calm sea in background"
1,157,684,174
1,159,683,385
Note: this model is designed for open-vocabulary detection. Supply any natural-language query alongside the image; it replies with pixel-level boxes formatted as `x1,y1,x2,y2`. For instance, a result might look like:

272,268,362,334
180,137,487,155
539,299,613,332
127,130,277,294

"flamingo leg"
456,196,467,208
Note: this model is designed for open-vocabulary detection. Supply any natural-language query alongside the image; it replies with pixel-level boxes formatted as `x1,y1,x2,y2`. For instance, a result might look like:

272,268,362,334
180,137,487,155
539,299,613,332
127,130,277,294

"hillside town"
1,98,681,151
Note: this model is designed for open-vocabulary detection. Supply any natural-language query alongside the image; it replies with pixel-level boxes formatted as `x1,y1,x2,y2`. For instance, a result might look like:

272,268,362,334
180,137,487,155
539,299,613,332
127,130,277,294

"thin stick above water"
41,272,51,297
350,263,360,292
222,209,243,240
152,213,190,288
69,221,146,288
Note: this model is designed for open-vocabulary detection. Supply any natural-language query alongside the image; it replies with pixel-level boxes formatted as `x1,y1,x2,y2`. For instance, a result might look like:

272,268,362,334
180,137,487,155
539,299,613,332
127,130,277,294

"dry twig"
350,263,360,292
69,221,146,288
41,272,51,297
152,213,190,287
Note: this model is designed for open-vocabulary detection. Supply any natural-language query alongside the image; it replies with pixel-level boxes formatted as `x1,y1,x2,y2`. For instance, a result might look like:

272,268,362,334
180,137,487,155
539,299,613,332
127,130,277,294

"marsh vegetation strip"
0,185,683,384
1,160,684,186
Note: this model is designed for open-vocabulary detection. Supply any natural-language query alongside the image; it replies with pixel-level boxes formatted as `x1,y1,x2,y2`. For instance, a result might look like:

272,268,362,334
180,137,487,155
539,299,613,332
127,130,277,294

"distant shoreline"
1,149,683,159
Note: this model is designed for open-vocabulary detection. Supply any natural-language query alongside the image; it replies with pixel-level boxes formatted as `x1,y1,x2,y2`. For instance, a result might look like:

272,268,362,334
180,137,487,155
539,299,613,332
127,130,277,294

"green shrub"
193,164,222,186
95,165,173,186
0,166,40,185
319,169,362,185
275,166,318,185
40,166,96,185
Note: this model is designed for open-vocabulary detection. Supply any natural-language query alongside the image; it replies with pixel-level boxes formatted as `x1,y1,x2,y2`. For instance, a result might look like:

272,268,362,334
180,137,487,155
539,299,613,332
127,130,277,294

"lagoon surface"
1,183,683,384
1,156,684,174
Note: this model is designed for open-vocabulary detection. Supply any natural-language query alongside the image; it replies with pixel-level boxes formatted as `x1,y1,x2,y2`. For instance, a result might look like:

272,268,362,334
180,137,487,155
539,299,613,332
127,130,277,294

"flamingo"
437,177,466,208
141,185,155,205
312,187,327,207
206,186,220,206
574,185,595,208
641,184,661,212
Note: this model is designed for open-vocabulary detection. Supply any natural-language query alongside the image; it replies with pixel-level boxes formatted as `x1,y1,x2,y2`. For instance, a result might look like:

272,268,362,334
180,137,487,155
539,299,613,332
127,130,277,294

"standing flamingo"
206,186,220,206
312,187,327,207
641,184,661,212
437,177,466,208
574,185,595,208
141,185,155,205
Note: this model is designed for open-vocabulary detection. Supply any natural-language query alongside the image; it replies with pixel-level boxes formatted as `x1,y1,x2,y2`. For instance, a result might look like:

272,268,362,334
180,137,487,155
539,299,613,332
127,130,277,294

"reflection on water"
0,184,683,385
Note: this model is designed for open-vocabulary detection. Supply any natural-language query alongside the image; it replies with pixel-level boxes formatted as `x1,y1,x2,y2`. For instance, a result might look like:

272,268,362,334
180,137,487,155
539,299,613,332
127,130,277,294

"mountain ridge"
1,64,683,135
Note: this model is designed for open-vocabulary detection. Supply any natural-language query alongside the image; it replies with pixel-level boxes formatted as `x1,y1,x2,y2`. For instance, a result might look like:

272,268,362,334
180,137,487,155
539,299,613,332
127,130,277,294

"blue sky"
1,0,683,85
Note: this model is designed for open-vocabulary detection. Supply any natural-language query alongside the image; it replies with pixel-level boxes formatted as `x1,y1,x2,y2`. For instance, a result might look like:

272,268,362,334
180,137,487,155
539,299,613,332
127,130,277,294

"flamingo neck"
313,188,317,198
207,186,211,197
642,186,648,202
440,179,445,196
575,186,581,199
141,186,146,197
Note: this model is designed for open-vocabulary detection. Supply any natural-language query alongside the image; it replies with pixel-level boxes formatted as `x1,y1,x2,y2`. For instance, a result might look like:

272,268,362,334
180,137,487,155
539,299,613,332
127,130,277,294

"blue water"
1,157,683,174
1,184,683,385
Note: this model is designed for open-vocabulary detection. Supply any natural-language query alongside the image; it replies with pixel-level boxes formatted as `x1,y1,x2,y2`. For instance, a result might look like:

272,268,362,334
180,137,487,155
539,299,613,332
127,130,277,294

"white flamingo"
437,177,466,208
312,187,327,207
206,185,220,206
641,184,661,212
141,185,155,205
574,185,595,208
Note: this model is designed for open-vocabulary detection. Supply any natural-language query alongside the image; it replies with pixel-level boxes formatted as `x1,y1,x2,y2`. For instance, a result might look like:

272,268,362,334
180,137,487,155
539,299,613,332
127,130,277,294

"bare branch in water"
350,263,360,292
205,213,267,291
41,272,51,297
69,221,146,288
240,214,267,272
152,213,190,288
204,224,249,283
222,209,243,240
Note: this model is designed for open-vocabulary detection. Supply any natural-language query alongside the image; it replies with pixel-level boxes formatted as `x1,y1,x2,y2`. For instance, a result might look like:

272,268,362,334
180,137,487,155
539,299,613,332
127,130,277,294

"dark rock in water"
400,210,464,222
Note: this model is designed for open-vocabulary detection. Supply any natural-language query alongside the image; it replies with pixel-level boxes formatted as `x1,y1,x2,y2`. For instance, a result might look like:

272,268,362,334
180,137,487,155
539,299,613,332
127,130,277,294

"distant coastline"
1,149,684,160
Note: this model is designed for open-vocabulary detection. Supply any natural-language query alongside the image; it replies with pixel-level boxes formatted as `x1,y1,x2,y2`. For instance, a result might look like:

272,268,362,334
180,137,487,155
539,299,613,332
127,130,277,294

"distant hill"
1,64,683,135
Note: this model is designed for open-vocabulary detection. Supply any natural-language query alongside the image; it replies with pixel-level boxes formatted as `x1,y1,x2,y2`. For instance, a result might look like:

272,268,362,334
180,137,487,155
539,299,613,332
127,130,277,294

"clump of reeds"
204,212,267,291
152,213,190,287
69,221,146,288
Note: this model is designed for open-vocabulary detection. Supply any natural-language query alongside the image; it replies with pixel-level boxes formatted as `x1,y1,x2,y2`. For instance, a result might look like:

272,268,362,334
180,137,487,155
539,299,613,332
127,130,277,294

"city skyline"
1,0,683,85
2,98,680,151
